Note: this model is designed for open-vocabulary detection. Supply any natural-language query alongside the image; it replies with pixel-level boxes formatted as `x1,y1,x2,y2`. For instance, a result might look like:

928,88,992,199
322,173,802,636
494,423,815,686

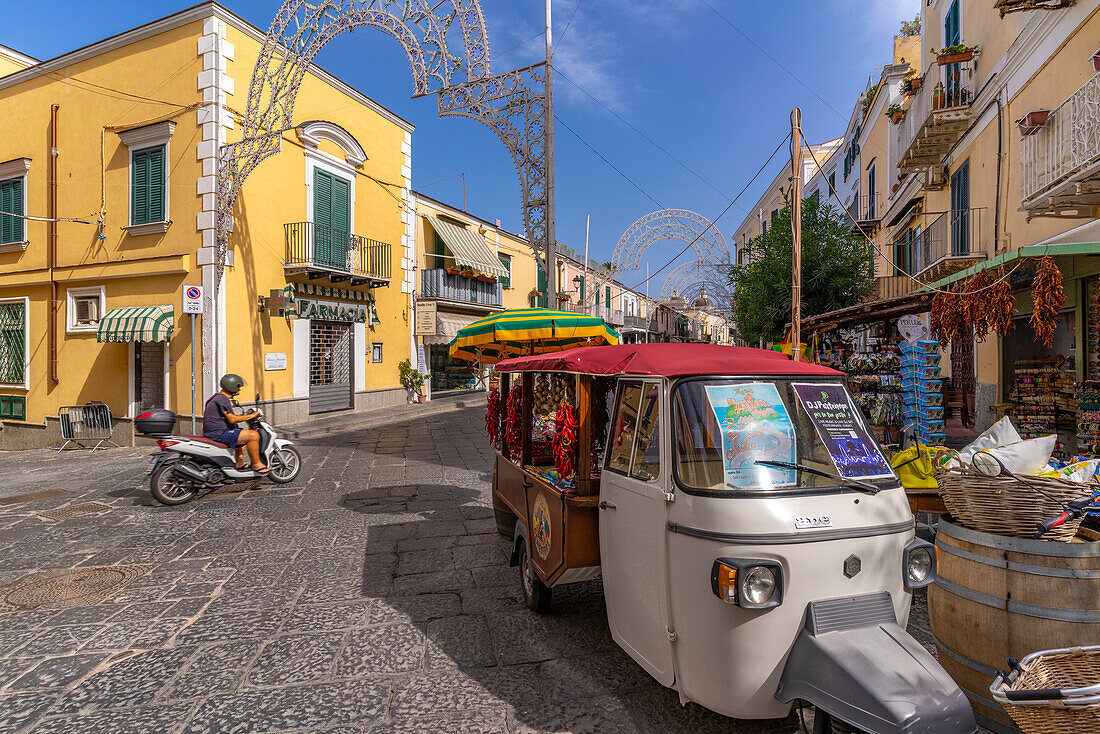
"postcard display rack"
845,350,905,448
1010,358,1076,459
901,340,945,446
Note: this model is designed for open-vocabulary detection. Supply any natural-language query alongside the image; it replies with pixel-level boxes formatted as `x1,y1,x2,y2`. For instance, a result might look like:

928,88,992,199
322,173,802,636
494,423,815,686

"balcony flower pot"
902,76,921,96
445,267,461,276
1017,110,1051,136
890,110,904,124
932,83,947,111
1092,48,1100,72
937,50,974,65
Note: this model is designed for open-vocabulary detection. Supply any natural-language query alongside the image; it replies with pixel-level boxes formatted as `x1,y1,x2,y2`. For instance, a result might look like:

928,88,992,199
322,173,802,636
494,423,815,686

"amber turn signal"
712,562,738,605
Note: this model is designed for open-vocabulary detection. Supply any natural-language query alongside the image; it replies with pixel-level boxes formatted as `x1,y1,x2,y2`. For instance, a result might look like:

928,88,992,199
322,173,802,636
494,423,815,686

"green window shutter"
498,255,511,288
0,180,12,244
314,168,333,228
131,146,164,225
605,286,611,309
579,275,585,302
434,232,446,270
147,146,165,223
331,175,350,234
0,178,24,244
536,266,547,306
132,149,149,224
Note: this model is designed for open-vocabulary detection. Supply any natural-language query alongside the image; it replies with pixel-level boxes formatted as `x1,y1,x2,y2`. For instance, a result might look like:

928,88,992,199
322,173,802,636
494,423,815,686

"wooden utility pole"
544,0,558,301
790,108,803,361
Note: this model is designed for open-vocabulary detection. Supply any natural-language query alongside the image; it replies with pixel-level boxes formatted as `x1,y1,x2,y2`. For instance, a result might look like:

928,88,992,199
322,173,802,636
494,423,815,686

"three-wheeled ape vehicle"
488,344,976,734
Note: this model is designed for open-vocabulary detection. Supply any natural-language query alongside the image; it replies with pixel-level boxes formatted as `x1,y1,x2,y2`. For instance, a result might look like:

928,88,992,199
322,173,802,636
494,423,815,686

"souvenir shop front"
802,289,942,452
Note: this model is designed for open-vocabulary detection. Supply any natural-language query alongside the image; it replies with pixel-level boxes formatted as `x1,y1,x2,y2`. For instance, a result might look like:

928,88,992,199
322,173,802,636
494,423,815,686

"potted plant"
1093,46,1100,72
932,82,947,110
528,288,543,300
445,266,461,276
556,291,570,303
885,103,905,124
1016,109,1051,135
932,43,981,66
901,76,921,96
399,359,428,403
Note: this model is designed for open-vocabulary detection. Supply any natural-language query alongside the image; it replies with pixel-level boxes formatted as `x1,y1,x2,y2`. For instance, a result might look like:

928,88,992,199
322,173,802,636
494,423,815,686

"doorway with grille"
309,320,353,413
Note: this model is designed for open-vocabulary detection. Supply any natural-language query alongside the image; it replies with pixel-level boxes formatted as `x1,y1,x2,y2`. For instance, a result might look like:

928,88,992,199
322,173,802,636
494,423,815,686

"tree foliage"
731,194,876,344
899,15,921,36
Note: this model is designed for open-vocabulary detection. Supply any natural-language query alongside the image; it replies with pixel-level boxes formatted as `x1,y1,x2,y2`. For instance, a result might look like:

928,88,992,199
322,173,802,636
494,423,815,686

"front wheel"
150,463,199,505
517,536,552,613
268,445,302,484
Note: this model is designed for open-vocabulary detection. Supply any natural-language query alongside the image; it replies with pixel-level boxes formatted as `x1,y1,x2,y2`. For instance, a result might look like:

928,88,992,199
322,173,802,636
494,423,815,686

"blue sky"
4,0,918,291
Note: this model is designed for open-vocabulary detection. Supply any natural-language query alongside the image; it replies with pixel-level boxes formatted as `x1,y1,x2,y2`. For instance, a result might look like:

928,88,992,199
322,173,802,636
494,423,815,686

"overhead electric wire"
554,68,733,201
556,0,584,44
555,114,664,208
0,210,92,224
633,131,793,291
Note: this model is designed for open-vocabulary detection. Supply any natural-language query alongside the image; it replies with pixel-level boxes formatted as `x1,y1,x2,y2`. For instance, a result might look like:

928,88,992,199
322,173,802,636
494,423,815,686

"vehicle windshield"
673,378,898,494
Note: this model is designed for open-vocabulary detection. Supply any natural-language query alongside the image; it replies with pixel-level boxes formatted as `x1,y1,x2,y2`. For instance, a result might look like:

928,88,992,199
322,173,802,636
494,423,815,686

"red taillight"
156,440,179,450
137,411,154,419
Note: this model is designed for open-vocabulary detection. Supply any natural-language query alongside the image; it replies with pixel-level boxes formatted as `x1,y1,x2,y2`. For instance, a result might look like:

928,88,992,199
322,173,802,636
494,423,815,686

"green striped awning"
96,305,174,343
426,216,509,277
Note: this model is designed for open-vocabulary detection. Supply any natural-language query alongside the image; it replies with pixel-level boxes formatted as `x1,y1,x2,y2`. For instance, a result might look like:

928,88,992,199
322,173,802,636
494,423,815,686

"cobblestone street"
0,406,937,733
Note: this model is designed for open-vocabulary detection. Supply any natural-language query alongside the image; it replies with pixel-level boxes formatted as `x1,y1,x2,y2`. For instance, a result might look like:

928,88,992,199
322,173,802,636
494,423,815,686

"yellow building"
0,2,417,448
412,192,538,392
879,0,1100,434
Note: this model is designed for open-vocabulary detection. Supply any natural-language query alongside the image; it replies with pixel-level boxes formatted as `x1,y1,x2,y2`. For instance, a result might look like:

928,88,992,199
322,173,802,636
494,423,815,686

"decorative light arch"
217,0,550,266
611,208,731,275
661,261,734,313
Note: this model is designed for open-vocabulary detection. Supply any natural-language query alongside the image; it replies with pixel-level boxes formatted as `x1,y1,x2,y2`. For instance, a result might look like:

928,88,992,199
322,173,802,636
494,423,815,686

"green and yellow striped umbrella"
449,308,619,365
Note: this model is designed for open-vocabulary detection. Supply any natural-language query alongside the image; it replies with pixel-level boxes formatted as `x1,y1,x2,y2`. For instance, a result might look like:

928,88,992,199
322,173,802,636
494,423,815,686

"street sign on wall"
415,300,437,336
183,285,204,314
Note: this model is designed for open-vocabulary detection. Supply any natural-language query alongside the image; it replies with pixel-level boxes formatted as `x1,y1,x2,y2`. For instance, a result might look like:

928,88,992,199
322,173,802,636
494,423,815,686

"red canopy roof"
495,343,843,378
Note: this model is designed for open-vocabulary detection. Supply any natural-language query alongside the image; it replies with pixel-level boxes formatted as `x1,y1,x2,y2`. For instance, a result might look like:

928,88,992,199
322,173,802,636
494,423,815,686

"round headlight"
741,566,777,606
907,547,933,585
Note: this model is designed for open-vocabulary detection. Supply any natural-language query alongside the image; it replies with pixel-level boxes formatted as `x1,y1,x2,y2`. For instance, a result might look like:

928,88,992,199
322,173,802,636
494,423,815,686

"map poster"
791,383,895,480
704,383,797,489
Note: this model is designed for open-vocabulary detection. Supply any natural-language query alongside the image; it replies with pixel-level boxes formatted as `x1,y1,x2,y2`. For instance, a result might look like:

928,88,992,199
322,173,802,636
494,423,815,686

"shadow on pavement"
342,483,802,733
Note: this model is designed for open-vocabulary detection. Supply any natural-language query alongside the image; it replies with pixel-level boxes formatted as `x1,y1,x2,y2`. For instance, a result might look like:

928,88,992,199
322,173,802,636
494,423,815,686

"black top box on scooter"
134,409,177,437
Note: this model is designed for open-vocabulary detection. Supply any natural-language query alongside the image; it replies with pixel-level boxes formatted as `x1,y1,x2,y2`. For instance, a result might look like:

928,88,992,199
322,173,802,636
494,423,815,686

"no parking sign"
183,285,204,314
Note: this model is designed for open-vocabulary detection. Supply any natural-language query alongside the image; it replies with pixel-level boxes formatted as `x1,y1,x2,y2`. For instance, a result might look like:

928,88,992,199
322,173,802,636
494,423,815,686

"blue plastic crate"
917,340,940,353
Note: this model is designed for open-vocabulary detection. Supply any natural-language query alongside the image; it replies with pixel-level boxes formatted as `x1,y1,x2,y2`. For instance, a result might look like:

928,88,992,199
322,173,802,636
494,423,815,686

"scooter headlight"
711,559,783,610
903,539,936,590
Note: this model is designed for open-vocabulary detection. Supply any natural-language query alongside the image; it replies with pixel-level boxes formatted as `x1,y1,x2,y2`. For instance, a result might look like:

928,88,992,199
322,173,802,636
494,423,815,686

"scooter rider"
203,374,269,475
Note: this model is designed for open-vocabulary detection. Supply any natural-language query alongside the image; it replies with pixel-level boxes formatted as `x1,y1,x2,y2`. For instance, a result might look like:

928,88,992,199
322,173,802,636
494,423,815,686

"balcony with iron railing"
420,269,503,308
285,222,392,286
622,314,658,332
1020,72,1100,217
913,208,985,283
850,193,885,234
897,57,979,176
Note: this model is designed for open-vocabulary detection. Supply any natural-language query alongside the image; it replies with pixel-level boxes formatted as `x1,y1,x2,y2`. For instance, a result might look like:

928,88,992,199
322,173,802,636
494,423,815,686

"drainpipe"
49,104,59,384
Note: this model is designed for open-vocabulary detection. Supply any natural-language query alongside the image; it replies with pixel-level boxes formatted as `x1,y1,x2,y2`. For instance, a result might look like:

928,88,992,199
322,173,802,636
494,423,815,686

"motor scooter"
135,407,302,505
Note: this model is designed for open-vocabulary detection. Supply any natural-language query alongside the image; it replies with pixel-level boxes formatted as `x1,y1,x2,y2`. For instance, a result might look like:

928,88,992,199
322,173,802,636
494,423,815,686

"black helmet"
220,374,246,395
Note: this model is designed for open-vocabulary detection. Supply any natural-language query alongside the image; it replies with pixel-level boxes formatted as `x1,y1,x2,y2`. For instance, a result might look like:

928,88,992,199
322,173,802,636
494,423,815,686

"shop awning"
426,216,509,277
423,311,480,345
801,290,935,335
97,305,174,343
924,223,1100,291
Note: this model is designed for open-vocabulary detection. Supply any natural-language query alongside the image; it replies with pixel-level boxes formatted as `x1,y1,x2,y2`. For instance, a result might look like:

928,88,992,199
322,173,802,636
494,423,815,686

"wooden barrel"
930,519,1100,733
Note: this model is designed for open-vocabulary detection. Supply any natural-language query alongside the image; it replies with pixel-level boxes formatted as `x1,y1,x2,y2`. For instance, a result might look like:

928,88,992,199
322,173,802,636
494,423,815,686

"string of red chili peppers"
505,389,523,458
552,402,578,479
485,390,501,448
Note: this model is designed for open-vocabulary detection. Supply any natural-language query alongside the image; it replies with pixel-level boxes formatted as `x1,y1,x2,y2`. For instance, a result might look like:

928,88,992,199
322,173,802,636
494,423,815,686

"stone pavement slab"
0,405,954,732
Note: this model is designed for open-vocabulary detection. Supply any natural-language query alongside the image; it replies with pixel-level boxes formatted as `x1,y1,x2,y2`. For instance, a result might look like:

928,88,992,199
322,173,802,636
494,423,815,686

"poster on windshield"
704,383,796,488
792,383,895,480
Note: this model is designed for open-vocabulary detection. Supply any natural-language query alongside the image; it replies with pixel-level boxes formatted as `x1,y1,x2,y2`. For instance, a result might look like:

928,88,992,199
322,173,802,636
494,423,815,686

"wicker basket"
936,467,1087,541
993,647,1100,734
